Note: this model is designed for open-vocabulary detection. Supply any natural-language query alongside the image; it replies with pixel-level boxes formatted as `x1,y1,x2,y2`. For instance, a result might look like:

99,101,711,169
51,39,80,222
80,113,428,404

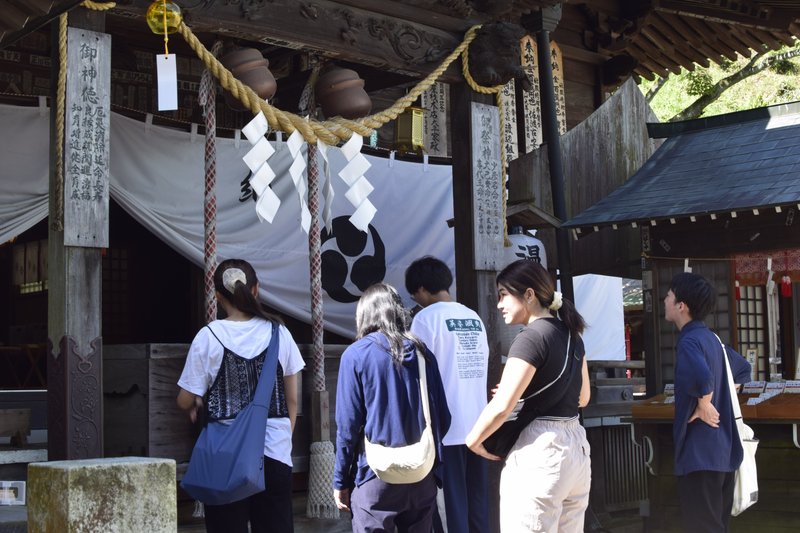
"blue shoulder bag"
181,321,280,505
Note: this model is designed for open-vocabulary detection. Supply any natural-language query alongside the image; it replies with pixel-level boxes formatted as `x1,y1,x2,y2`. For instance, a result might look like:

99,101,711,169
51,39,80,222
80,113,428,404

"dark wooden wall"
643,258,733,396
643,210,800,395
509,79,662,279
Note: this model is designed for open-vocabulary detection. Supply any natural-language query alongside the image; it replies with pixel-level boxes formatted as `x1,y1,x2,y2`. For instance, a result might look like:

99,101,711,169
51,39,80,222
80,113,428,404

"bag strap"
714,333,742,420
520,332,575,403
416,349,432,428
252,321,282,408
205,324,226,350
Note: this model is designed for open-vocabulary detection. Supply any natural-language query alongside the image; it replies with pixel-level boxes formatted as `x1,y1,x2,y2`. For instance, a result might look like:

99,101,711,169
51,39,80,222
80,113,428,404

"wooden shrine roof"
3,1,800,84
563,101,800,234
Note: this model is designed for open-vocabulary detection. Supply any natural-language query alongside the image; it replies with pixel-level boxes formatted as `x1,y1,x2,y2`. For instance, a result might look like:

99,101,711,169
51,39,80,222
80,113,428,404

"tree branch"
645,75,669,102
669,47,800,122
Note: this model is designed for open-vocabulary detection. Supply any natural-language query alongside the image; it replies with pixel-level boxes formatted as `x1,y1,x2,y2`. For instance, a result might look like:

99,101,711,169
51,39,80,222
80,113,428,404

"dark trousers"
677,470,735,533
434,445,489,533
350,472,437,533
204,455,294,533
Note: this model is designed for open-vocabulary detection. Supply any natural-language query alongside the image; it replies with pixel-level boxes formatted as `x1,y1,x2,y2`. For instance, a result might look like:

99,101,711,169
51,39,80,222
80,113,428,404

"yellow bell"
146,1,182,34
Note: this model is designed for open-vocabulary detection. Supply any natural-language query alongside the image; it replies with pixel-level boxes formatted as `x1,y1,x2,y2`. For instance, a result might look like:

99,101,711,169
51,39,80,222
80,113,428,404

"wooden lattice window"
737,285,767,380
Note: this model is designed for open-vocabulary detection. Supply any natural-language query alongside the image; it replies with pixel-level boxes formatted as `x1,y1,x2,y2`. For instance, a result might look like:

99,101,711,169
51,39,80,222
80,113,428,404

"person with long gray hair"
333,283,451,532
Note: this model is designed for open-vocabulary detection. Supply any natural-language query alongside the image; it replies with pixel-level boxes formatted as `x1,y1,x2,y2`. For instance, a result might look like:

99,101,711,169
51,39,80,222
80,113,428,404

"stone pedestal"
27,457,176,533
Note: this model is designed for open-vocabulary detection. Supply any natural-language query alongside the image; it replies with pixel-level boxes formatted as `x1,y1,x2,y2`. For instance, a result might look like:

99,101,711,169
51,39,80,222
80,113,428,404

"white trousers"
499,417,591,533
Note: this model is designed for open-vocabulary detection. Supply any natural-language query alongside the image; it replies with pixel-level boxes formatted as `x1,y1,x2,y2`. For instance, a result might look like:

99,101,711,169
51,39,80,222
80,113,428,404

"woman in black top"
466,259,591,532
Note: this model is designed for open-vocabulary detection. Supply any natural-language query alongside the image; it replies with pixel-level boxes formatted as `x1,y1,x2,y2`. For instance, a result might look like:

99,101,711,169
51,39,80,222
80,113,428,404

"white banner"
0,104,454,338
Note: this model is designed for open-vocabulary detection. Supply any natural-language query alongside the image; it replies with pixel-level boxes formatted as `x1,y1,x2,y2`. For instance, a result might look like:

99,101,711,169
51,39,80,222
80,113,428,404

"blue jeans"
437,444,489,533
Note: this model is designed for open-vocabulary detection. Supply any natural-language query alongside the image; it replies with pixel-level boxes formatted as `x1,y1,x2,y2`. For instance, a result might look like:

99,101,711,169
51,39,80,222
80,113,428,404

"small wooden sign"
470,102,504,271
63,27,110,247
519,36,541,153
421,82,449,157
499,79,518,162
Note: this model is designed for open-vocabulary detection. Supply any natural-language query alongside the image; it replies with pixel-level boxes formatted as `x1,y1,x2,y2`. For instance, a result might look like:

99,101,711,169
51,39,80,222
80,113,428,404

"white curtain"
0,104,50,244
0,104,455,338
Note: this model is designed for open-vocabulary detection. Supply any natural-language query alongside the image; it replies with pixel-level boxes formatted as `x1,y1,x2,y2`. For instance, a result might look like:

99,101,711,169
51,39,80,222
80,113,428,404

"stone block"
27,457,176,533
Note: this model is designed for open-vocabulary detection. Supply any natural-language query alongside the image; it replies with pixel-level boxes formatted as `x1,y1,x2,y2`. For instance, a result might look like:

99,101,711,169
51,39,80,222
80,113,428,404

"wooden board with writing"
63,27,110,247
470,102,504,271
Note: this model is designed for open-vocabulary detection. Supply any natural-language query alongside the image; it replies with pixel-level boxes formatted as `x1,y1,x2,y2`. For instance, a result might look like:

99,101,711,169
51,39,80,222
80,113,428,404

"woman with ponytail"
466,259,591,532
177,259,305,533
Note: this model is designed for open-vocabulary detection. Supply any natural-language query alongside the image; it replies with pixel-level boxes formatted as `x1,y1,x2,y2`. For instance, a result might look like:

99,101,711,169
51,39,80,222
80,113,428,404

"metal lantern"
146,1,182,35
394,106,425,155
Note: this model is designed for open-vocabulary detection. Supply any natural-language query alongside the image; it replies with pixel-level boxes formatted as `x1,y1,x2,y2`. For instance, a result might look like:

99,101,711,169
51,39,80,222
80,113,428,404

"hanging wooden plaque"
551,41,568,135
421,82,449,157
499,79,518,162
63,27,110,247
520,35,542,152
471,102,504,271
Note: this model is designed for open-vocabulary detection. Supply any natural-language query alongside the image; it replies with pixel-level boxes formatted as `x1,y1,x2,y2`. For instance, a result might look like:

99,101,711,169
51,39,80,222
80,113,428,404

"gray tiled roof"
564,102,800,230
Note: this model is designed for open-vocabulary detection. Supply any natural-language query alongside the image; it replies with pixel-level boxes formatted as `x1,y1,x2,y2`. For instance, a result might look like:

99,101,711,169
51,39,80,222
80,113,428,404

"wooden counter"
632,393,800,424
631,393,800,532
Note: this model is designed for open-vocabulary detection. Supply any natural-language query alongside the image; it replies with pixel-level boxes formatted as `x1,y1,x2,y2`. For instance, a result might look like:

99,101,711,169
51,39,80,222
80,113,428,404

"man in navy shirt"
664,273,751,532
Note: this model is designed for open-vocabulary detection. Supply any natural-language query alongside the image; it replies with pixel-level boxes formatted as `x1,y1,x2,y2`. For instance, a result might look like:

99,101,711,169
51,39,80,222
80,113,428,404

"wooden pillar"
524,5,575,301
47,8,109,460
450,82,506,533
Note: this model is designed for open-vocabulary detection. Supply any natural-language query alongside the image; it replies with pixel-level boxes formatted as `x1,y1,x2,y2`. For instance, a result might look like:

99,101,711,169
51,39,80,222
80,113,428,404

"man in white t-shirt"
405,256,489,533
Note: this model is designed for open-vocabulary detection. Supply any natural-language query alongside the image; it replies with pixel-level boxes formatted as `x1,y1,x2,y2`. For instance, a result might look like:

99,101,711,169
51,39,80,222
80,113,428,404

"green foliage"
638,43,800,122
718,57,736,72
771,59,799,75
685,70,714,96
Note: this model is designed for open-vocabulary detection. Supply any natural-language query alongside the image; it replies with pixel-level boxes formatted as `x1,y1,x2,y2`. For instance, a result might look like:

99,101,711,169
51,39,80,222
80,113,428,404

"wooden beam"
705,21,757,58
112,0,465,81
450,82,503,532
639,25,700,69
47,7,107,461
681,17,739,61
655,0,794,31
648,13,711,67
662,13,728,63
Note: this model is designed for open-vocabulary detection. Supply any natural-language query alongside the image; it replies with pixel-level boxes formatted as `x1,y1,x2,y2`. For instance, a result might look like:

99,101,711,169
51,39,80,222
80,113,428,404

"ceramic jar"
220,48,277,110
314,66,372,119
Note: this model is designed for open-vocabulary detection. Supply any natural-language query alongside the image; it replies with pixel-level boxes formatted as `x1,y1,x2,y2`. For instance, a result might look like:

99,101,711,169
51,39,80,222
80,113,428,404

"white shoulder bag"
363,350,436,484
717,335,759,516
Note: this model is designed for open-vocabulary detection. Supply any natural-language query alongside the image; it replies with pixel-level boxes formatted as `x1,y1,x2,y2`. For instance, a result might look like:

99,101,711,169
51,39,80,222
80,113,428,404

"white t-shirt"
178,318,305,467
411,301,489,446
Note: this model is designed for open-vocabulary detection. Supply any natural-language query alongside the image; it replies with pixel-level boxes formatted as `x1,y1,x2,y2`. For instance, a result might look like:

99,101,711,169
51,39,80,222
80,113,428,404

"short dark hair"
668,272,716,321
404,256,453,295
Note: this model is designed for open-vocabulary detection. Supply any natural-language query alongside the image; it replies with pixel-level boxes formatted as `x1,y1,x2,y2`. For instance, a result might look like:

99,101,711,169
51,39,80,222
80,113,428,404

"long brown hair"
355,283,425,365
496,259,586,337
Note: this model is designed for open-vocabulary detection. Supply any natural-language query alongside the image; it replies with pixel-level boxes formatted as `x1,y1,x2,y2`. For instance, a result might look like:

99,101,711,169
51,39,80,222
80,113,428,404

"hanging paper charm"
242,112,281,223
338,134,376,232
287,130,312,234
